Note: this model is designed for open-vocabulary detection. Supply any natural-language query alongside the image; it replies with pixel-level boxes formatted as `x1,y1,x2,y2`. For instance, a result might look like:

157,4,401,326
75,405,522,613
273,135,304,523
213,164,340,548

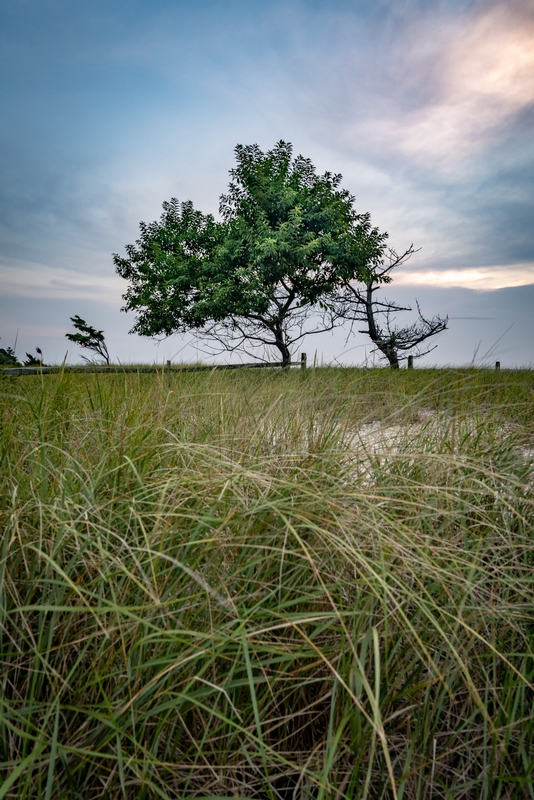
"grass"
0,366,533,799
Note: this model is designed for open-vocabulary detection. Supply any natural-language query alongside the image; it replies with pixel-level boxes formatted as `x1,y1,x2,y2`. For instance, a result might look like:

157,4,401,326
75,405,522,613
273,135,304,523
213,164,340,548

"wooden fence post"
495,361,500,371
407,355,414,369
301,353,307,370
167,360,171,373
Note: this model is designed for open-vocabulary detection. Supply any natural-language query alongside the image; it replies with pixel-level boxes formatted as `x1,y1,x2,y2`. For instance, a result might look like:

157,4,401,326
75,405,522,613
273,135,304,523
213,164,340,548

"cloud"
1,260,125,303
354,3,534,171
1,0,533,366
395,263,534,290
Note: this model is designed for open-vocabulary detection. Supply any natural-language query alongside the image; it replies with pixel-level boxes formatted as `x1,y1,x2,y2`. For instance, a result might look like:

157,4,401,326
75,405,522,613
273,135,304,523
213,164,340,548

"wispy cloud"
1,261,125,303
290,2,531,184
380,4,534,169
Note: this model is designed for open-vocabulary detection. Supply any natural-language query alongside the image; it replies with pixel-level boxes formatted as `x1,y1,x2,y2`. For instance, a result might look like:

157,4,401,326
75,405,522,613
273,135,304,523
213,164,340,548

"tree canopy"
114,141,386,365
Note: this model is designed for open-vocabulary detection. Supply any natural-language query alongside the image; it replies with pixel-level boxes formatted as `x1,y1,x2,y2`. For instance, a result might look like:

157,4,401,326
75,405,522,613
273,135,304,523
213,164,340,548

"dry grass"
0,366,533,798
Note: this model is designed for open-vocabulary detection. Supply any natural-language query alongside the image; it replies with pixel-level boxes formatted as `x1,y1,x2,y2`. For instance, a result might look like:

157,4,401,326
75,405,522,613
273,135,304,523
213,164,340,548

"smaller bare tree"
336,246,448,369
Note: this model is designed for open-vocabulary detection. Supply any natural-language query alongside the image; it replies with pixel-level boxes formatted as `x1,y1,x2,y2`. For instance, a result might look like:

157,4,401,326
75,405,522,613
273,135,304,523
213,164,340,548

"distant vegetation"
1,367,533,798
3,143,447,371
0,343,18,366
0,338,44,367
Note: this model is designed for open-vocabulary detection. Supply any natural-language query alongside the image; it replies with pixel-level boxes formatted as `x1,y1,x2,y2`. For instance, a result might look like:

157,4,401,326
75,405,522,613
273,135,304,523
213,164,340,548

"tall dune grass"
1,367,533,799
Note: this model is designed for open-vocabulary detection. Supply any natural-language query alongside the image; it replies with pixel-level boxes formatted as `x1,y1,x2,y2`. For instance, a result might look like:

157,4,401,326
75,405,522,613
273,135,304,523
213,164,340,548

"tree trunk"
274,332,291,368
379,343,399,369
385,351,400,369
364,284,400,369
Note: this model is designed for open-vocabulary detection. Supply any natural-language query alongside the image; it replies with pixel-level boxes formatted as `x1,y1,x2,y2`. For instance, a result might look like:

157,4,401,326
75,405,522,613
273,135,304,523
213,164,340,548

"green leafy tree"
65,316,110,364
114,141,385,366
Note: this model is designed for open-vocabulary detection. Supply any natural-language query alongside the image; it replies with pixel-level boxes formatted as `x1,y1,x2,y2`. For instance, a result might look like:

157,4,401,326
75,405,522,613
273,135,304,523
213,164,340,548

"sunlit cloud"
356,3,534,169
395,264,534,291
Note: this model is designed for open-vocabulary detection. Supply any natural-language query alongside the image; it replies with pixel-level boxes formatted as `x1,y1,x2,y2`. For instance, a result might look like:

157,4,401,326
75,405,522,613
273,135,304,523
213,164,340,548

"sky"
1,0,533,367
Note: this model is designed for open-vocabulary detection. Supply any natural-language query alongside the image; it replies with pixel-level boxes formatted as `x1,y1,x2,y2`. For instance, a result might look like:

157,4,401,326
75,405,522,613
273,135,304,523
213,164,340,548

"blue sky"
1,0,533,366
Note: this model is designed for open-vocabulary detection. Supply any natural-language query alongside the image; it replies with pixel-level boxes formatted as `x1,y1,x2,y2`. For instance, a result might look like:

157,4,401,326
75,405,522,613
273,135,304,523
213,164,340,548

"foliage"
114,141,386,365
1,367,533,798
114,199,223,333
0,338,20,366
65,315,110,364
23,347,43,367
336,246,448,368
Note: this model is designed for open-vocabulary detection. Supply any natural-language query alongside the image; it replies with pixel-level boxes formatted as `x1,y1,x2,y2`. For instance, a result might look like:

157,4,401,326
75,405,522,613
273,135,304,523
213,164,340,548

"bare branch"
334,248,447,368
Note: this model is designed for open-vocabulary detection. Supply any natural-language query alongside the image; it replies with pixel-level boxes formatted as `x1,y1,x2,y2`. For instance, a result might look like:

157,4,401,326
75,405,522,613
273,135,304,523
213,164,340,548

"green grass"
0,367,533,799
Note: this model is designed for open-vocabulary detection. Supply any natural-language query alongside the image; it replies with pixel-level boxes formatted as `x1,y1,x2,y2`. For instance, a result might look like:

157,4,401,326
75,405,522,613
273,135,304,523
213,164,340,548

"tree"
24,347,44,367
0,342,19,366
65,316,110,364
114,141,385,366
335,246,448,368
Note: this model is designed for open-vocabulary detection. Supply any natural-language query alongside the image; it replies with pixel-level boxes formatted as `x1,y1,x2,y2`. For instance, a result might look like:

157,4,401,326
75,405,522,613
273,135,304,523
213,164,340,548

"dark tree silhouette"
336,246,448,368
66,316,110,364
0,338,20,366
23,347,44,366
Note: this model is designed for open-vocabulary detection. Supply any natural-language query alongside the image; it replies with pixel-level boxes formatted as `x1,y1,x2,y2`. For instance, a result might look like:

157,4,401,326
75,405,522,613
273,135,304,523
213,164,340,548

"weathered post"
407,355,414,369
495,361,500,371
167,360,171,373
301,353,307,370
